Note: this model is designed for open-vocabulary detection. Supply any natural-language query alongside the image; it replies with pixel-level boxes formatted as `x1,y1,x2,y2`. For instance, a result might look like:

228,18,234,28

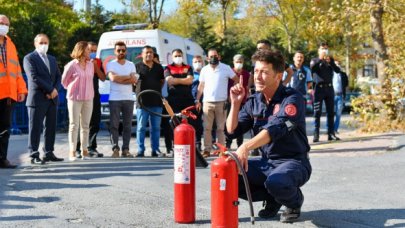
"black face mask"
209,56,219,65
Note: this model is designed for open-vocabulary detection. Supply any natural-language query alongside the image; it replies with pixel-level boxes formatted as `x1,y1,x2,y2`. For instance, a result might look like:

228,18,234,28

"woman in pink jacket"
62,41,94,160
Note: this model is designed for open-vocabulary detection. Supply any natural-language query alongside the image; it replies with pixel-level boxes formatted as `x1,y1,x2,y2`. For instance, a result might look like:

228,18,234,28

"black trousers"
28,100,57,156
161,105,172,151
313,85,335,134
0,98,14,161
76,93,101,151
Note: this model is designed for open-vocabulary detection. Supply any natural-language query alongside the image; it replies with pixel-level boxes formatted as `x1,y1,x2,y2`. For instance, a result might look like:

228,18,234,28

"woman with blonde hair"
62,41,94,160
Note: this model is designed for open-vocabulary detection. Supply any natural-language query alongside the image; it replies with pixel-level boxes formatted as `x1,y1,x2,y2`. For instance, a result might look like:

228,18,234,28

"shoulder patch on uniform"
285,104,297,117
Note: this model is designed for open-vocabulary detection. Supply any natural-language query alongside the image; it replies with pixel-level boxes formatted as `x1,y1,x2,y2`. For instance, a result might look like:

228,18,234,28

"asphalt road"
1,115,405,227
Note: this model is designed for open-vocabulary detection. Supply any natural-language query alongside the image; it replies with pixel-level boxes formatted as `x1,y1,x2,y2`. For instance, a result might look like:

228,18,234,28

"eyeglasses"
116,49,126,53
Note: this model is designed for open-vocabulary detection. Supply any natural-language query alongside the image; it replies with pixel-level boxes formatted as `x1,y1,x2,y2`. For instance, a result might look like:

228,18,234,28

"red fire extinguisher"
211,143,239,228
211,143,255,228
174,107,197,223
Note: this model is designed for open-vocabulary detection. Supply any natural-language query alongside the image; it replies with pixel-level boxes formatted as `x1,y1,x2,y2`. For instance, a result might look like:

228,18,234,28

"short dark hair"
257,39,271,47
114,41,126,49
295,50,305,55
88,41,97,46
142,45,153,52
172,49,183,54
252,50,285,73
319,42,328,47
207,48,218,54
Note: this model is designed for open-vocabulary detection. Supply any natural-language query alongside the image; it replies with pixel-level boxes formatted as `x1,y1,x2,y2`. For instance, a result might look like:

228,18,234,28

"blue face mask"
89,52,96,59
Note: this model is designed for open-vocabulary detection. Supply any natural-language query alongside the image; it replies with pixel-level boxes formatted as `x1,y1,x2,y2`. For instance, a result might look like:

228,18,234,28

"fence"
11,74,69,134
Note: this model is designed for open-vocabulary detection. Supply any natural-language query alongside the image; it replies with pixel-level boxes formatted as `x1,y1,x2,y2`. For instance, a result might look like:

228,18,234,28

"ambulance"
96,25,206,125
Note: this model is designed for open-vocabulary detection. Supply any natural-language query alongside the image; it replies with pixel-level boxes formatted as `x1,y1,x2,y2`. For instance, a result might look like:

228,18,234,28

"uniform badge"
273,104,280,115
285,104,297,117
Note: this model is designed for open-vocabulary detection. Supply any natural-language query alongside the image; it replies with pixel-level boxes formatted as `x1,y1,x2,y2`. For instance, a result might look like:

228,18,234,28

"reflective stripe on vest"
8,58,19,67
0,72,6,77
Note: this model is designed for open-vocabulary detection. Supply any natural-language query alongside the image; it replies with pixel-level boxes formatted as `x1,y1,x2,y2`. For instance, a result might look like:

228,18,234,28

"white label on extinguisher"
174,144,191,184
220,179,226,191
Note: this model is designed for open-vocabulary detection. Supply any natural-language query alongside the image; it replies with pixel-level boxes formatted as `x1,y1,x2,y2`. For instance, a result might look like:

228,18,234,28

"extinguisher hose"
137,90,172,118
225,151,255,225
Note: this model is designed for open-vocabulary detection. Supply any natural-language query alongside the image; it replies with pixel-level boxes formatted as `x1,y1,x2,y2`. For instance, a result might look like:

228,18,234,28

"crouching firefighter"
225,49,311,223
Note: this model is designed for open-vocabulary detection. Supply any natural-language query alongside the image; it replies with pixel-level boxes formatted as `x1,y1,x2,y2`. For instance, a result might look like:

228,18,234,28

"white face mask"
173,57,183,65
36,44,49,55
193,62,202,71
321,49,329,56
0,25,9,36
234,63,243,70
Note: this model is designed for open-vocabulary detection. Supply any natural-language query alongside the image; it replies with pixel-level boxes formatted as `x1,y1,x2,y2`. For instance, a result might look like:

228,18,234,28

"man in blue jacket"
226,50,311,223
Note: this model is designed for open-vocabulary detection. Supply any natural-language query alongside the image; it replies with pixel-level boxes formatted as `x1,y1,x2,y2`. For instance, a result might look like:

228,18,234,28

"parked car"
344,91,361,113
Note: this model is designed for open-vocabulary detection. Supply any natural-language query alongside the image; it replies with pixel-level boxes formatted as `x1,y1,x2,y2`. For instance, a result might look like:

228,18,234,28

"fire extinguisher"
137,90,208,223
173,107,197,223
211,143,255,228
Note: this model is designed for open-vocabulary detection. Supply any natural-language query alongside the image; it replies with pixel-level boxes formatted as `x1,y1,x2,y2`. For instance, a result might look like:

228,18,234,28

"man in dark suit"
23,33,63,164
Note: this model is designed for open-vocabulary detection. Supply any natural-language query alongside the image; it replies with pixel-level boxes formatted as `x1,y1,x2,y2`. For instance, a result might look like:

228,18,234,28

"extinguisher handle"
162,98,175,117
212,143,228,156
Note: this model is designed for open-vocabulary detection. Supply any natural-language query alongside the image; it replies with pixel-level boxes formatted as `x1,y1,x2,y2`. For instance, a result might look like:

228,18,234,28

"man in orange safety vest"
0,14,28,169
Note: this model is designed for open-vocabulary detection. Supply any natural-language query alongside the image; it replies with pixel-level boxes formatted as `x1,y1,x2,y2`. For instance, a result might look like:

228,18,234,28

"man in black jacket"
310,42,341,142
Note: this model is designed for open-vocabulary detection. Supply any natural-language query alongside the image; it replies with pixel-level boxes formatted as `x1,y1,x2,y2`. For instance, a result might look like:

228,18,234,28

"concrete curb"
387,133,405,151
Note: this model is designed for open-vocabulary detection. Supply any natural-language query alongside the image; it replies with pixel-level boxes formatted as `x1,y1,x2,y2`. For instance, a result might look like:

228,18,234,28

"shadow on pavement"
0,215,55,221
311,146,388,154
302,209,405,227
311,133,402,145
19,160,173,174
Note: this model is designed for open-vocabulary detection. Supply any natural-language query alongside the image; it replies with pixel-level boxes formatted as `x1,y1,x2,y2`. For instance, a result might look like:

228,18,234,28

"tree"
122,0,165,29
369,0,388,82
0,0,82,66
190,16,219,51
259,0,310,54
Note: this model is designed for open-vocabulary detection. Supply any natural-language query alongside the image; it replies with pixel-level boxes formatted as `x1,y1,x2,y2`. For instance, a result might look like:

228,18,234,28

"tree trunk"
344,14,351,85
369,0,388,82
287,34,292,54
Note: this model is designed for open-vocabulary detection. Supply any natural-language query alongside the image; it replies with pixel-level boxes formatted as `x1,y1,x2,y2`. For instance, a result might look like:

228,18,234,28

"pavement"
1,114,405,227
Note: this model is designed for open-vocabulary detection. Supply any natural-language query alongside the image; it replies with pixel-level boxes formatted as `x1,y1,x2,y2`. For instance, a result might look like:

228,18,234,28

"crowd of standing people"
0,13,350,223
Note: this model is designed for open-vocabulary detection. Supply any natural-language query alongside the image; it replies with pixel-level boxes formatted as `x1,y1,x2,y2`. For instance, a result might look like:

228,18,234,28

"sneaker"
0,159,18,168
258,200,282,219
280,207,301,223
75,150,82,159
111,148,120,158
151,151,158,157
121,149,134,158
328,133,340,141
135,153,145,158
89,149,103,158
313,130,320,143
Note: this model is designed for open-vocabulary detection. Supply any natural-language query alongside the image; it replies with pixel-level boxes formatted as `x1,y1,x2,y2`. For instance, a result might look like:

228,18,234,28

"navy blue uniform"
310,57,340,136
226,84,311,208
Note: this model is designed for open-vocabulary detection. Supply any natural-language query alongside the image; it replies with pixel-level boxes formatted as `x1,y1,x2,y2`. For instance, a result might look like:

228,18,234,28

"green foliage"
0,0,81,66
190,16,220,52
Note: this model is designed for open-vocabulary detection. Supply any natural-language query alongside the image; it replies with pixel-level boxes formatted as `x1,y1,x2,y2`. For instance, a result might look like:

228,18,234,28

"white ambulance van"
97,26,206,125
